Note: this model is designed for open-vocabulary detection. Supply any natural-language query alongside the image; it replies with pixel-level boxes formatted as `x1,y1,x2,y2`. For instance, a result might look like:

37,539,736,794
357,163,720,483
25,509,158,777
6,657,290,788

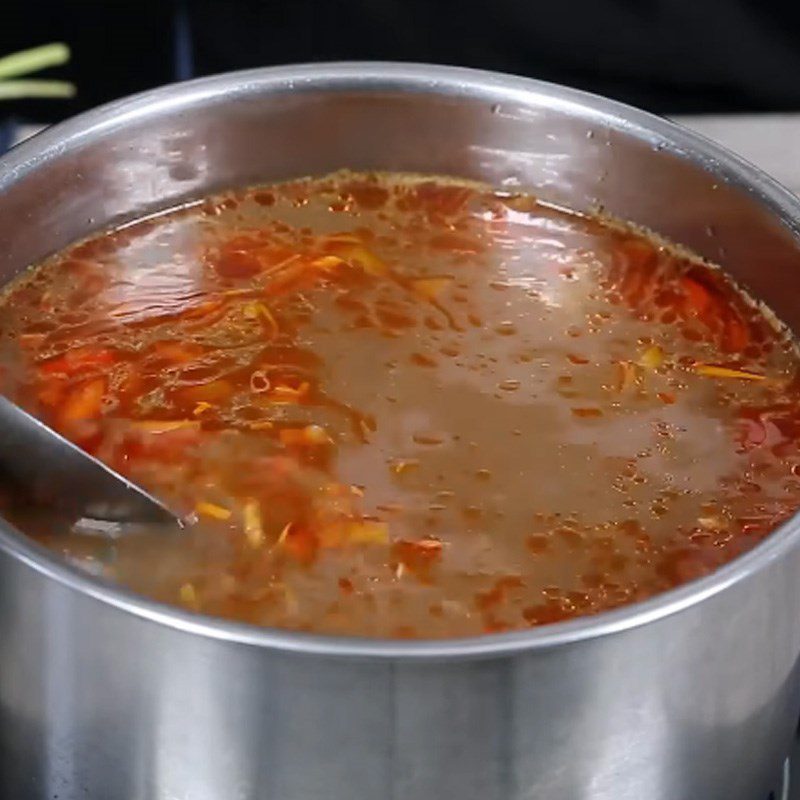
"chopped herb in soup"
1,172,799,638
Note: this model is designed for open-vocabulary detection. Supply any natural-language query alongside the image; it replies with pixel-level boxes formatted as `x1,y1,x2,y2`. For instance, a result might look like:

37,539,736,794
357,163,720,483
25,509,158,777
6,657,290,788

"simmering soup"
1,172,799,638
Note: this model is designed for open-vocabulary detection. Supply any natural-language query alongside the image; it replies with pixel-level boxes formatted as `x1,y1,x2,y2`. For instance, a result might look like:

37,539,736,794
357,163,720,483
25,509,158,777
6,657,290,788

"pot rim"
2,61,799,661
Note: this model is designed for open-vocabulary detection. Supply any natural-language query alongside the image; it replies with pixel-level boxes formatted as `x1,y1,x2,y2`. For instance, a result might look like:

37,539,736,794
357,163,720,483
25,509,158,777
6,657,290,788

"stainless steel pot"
2,63,800,800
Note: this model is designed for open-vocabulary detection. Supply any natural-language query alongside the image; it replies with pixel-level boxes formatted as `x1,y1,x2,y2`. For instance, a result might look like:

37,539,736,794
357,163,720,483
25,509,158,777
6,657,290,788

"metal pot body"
2,64,800,800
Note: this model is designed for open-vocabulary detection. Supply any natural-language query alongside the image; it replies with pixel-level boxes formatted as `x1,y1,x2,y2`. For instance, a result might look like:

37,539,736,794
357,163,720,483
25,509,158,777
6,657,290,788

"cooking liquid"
1,172,799,638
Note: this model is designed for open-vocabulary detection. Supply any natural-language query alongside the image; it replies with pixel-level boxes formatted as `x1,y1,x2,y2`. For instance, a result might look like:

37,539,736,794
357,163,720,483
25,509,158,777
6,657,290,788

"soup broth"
1,172,799,638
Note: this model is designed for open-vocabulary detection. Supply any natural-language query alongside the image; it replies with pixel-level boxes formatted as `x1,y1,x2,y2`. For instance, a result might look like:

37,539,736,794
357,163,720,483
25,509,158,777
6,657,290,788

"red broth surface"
1,172,799,638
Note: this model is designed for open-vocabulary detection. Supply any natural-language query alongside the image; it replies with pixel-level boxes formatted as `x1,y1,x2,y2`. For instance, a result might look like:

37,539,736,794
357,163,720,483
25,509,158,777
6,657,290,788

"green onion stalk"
0,43,75,100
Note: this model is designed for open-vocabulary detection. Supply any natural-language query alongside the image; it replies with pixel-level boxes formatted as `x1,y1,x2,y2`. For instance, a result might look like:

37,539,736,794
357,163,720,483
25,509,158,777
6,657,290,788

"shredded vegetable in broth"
1,171,800,638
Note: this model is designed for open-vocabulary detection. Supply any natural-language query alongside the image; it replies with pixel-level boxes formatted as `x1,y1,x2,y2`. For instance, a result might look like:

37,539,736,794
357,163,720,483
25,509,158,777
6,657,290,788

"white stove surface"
675,113,800,197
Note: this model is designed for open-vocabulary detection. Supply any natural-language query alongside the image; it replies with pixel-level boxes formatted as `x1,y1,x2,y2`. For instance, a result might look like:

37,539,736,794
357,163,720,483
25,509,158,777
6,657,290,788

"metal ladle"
0,396,179,525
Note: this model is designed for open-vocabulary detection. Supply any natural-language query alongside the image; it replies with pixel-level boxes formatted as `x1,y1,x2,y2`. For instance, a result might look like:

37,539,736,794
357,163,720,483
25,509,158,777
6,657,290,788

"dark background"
4,0,800,125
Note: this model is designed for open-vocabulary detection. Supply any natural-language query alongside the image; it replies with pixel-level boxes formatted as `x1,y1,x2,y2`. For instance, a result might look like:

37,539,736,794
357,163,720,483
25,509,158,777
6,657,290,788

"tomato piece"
738,417,767,449
212,234,300,282
281,524,318,565
40,346,116,377
179,380,234,404
613,241,659,308
37,379,66,408
722,315,750,352
216,249,262,279
279,425,331,447
680,277,711,315
59,378,106,423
